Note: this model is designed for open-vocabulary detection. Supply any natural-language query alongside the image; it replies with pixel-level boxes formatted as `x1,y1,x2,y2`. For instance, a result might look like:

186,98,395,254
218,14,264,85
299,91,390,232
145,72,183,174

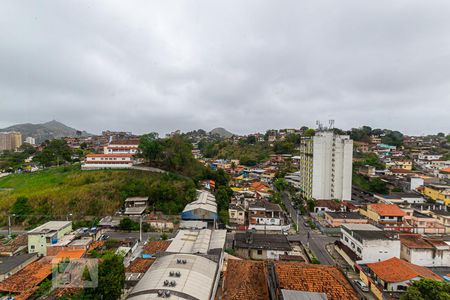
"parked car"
353,279,369,292
99,234,109,241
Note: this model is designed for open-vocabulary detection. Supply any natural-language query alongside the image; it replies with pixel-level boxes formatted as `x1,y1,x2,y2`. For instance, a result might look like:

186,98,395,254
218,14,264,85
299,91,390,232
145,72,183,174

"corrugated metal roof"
127,254,218,300
182,190,217,214
281,290,328,300
166,229,227,254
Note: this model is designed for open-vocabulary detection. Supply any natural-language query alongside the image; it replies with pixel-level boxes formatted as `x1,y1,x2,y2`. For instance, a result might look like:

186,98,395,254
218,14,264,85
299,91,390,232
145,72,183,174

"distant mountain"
209,127,234,138
0,120,91,144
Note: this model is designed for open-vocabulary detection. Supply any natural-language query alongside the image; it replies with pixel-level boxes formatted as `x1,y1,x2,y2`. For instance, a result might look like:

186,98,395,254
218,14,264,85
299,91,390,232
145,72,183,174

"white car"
353,279,369,292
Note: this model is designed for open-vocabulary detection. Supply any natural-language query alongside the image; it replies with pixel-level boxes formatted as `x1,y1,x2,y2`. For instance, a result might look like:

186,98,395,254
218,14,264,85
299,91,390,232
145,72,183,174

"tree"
83,253,125,300
119,217,135,231
33,139,72,167
10,196,32,222
304,128,315,137
401,279,450,300
138,132,162,161
274,178,288,191
246,135,257,144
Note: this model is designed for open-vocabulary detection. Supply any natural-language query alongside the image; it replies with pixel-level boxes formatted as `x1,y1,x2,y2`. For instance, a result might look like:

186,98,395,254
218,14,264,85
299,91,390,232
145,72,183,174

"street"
281,191,337,265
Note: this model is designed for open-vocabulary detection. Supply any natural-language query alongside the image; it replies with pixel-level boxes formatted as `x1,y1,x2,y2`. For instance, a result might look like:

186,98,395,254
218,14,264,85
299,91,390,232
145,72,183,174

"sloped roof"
275,262,358,300
369,203,406,217
223,259,269,300
367,257,442,283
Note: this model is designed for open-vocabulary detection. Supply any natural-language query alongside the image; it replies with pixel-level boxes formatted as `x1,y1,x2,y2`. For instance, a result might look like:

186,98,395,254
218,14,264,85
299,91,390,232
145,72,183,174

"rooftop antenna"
328,119,335,130
316,120,323,131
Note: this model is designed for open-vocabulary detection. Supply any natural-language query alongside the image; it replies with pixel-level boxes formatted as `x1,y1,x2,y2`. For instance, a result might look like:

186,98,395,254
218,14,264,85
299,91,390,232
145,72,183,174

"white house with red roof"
103,139,139,155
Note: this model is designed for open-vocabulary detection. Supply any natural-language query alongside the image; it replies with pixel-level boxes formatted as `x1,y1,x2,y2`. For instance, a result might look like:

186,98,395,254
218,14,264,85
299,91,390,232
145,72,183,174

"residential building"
313,199,344,214
248,200,290,232
233,232,291,260
228,203,246,225
358,165,376,177
358,257,442,300
418,154,443,161
272,262,358,300
0,253,38,281
103,139,139,155
361,203,406,227
24,136,36,145
422,184,450,204
386,160,412,171
222,259,269,300
428,210,450,233
338,224,400,264
0,131,22,151
439,167,450,180
299,131,353,201
27,221,73,256
403,210,446,234
374,192,426,204
124,197,148,215
82,153,135,170
324,211,368,227
400,234,450,267
354,141,369,153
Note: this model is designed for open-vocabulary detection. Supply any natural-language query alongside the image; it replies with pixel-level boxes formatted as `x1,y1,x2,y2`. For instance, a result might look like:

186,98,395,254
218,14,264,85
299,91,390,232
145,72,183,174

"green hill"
0,165,196,225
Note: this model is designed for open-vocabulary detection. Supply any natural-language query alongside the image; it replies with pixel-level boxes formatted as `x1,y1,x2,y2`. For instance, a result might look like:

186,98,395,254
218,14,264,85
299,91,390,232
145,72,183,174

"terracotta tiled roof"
126,258,155,273
400,234,433,249
440,167,450,174
52,249,86,263
250,182,270,192
315,200,342,211
367,257,442,283
223,259,269,300
369,203,406,217
274,262,358,300
142,240,171,255
0,257,52,293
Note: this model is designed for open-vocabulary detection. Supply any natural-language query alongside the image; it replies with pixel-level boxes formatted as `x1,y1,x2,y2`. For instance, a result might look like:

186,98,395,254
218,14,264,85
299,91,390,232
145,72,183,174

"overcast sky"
1,1,450,136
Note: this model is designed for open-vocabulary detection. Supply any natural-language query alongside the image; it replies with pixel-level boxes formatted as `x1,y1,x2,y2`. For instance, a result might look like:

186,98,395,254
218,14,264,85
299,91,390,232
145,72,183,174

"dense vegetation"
401,279,450,300
0,165,196,226
0,143,36,171
139,133,203,177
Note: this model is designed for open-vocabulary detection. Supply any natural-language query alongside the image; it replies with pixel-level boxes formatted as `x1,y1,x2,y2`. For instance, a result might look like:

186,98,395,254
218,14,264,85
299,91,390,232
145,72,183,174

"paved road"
281,192,337,265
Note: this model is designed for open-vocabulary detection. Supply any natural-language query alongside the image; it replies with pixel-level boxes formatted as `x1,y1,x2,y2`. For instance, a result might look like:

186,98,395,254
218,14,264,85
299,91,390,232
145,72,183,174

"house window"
344,236,349,242
30,245,35,250
257,250,263,255
357,247,362,253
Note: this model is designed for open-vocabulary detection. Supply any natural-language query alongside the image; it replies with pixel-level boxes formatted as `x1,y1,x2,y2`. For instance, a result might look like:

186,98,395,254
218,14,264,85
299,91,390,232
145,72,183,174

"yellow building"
386,160,412,171
423,185,450,204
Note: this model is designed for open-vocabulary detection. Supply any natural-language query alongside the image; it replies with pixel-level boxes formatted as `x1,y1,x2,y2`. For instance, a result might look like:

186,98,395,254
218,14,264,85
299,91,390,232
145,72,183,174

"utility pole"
139,214,143,242
8,215,11,239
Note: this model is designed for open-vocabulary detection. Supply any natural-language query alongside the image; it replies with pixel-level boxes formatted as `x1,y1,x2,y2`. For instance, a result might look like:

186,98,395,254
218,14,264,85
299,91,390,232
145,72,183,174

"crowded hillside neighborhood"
0,122,450,300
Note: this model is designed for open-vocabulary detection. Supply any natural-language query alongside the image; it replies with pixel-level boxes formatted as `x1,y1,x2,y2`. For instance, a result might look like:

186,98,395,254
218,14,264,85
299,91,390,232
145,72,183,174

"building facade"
299,131,353,201
0,132,22,151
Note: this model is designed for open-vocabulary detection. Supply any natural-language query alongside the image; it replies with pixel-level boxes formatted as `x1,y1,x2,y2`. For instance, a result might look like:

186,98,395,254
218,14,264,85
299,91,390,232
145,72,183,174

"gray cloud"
1,0,450,136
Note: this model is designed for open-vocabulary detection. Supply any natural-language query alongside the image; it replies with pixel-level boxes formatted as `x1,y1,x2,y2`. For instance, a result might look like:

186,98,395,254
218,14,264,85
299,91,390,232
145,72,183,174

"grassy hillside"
0,165,196,225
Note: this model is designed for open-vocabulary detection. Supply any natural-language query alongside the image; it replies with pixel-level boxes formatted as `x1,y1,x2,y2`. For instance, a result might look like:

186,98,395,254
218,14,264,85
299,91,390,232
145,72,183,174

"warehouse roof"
182,190,217,214
127,254,218,300
166,229,226,254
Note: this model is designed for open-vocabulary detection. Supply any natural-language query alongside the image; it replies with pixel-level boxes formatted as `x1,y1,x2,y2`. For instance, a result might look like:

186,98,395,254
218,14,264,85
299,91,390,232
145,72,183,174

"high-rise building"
299,131,353,201
0,131,22,151
25,136,36,145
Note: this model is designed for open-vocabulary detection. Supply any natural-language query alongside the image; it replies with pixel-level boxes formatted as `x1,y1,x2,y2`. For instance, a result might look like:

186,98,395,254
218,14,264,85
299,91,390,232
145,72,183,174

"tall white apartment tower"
299,131,353,201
